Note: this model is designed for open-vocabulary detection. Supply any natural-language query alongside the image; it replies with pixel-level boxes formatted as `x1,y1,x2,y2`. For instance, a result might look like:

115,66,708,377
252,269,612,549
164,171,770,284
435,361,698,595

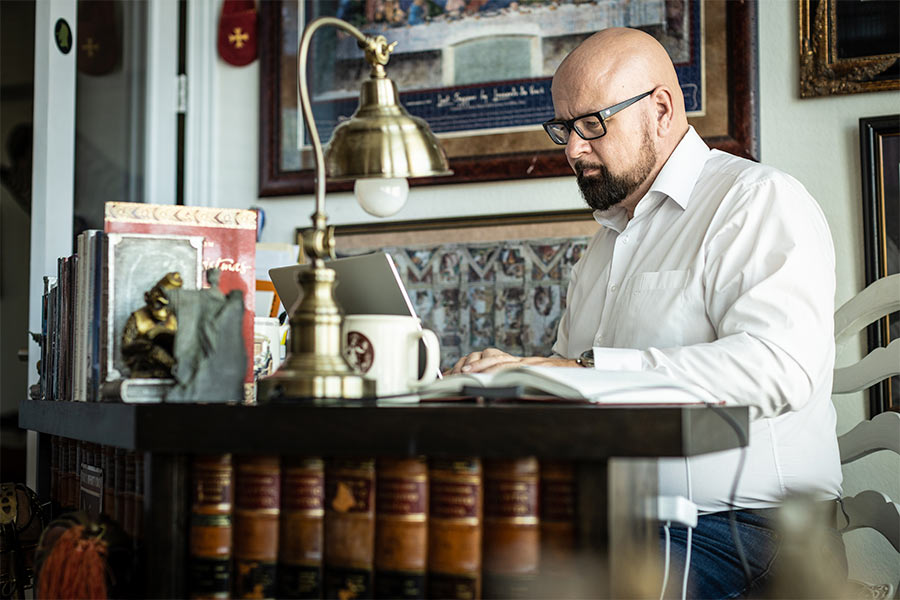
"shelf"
18,399,747,459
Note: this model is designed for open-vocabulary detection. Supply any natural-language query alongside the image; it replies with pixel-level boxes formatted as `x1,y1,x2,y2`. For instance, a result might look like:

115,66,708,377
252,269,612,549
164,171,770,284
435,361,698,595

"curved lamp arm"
296,17,396,264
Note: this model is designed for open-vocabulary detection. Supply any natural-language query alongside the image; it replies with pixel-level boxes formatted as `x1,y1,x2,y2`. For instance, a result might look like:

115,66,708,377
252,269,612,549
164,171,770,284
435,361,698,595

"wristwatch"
575,348,595,368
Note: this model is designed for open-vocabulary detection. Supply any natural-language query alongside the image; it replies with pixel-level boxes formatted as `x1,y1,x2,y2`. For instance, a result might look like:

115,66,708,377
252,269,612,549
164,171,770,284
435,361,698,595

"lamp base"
257,359,372,402
257,261,374,403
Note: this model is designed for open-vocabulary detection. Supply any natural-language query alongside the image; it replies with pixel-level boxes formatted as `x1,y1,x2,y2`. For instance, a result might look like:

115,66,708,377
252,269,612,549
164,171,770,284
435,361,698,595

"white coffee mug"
341,315,440,397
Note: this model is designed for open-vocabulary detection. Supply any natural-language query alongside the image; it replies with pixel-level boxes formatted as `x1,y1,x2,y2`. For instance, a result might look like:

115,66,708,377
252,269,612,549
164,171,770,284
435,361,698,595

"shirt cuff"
590,347,643,371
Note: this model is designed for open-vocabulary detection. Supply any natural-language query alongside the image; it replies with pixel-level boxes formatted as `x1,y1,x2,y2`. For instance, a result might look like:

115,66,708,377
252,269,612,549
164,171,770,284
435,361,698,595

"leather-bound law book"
323,458,376,598
278,456,325,599
102,445,116,519
482,458,540,599
374,457,428,599
189,454,234,599
538,461,575,569
234,455,281,599
427,458,483,599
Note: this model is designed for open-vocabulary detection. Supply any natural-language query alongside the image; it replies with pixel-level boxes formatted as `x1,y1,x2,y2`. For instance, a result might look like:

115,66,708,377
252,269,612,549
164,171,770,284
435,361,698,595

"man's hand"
448,347,578,374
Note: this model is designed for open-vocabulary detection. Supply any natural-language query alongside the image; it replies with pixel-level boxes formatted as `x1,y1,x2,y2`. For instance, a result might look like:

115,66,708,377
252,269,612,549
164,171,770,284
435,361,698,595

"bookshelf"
19,399,748,598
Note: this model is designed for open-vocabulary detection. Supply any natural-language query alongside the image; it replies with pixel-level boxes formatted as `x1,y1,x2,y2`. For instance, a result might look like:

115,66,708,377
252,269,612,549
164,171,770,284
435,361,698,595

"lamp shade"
325,77,452,181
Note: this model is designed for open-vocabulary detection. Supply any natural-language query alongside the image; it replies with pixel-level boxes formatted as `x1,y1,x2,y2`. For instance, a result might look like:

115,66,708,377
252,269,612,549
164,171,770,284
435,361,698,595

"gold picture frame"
799,0,900,98
261,0,760,197
297,211,599,251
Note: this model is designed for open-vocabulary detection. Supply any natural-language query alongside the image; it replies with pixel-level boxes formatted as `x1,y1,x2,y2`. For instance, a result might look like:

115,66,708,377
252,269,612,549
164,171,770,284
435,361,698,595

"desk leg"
143,452,189,598
575,459,660,599
609,458,660,598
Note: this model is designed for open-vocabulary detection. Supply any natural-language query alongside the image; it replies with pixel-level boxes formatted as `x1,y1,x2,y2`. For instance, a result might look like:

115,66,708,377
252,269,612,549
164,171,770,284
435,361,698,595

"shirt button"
609,284,618,293
621,235,629,244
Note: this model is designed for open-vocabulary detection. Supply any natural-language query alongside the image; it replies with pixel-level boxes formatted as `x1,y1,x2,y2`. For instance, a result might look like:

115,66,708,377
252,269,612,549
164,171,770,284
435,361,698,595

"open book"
418,366,719,405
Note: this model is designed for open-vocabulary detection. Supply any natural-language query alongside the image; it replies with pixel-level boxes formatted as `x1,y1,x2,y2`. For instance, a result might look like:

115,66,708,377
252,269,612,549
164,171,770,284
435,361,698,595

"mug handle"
411,329,440,387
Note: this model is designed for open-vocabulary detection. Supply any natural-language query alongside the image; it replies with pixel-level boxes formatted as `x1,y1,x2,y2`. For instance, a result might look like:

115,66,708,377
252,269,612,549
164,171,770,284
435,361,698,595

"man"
450,28,845,598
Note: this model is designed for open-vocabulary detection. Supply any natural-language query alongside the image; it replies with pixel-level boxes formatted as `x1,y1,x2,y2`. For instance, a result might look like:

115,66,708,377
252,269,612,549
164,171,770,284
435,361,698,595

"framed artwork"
859,114,899,415
297,211,599,369
259,0,759,196
799,0,900,98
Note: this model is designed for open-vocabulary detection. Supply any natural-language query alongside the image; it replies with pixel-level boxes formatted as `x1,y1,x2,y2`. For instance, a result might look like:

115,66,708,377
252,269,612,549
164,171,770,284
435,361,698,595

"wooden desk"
19,399,748,598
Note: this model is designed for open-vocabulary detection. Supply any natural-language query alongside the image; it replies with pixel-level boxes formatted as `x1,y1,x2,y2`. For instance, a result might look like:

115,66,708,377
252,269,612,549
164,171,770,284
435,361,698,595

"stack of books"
188,454,579,599
36,202,257,404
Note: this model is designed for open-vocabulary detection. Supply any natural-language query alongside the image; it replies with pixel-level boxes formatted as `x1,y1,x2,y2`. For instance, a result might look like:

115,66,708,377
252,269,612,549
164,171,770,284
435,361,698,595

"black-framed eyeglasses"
542,90,654,145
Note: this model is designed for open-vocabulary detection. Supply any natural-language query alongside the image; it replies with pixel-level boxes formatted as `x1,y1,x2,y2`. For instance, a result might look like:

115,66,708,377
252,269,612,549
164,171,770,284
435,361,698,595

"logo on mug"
344,331,374,373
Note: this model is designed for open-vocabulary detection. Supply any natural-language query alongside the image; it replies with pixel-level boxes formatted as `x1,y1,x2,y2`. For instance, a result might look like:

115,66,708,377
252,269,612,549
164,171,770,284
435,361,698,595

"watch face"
580,349,594,368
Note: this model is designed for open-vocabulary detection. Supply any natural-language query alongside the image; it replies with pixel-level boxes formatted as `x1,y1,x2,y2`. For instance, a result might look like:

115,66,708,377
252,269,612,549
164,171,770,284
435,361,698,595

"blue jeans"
657,509,847,599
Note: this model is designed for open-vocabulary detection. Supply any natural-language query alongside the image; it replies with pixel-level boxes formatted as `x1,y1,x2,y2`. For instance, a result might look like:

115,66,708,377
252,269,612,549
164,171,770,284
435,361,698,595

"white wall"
759,2,900,587
211,2,900,586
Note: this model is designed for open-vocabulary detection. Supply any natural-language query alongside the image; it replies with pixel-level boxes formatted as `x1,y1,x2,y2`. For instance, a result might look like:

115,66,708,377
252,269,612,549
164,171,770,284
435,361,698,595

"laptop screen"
269,252,418,320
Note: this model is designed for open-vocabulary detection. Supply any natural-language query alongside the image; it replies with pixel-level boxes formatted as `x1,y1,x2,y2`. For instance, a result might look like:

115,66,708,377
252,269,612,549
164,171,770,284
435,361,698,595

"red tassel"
37,524,109,599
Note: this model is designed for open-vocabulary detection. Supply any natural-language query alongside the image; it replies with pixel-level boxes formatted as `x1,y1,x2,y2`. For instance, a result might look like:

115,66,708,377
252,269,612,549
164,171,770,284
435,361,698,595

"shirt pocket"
632,269,691,292
620,270,693,348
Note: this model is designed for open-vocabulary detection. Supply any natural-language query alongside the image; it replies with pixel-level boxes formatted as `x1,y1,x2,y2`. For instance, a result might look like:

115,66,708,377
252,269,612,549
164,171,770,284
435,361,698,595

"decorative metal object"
121,272,182,379
0,483,47,599
799,0,900,98
259,17,451,401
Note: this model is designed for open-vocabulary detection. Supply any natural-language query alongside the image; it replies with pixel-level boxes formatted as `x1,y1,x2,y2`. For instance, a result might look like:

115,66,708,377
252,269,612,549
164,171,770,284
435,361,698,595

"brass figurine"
121,272,183,378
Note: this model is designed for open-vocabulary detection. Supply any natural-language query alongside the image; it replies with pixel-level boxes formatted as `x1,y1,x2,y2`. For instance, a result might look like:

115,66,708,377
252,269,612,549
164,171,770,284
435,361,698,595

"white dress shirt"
552,127,842,512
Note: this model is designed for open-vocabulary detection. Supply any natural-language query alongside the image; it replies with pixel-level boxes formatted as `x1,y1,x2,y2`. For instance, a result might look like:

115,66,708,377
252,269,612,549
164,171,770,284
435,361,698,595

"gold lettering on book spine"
427,457,482,596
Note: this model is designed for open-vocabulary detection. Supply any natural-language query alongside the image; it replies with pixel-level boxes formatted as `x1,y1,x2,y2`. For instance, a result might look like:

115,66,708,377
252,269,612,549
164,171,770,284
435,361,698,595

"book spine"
41,276,54,401
123,451,136,539
73,233,85,402
538,460,576,576
234,455,280,599
49,435,59,512
91,231,105,400
66,255,77,401
79,444,103,520
102,445,116,519
99,232,111,387
56,257,67,401
278,457,324,599
324,458,376,599
58,437,68,509
482,458,540,599
66,438,78,510
134,452,144,541
47,279,58,401
189,454,234,599
115,447,127,526
374,457,427,599
427,458,483,600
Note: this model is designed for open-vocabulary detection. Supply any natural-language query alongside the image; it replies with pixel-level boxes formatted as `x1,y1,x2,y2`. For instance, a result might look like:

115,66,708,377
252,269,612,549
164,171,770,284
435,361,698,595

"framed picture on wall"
859,114,899,414
259,0,759,197
799,0,900,98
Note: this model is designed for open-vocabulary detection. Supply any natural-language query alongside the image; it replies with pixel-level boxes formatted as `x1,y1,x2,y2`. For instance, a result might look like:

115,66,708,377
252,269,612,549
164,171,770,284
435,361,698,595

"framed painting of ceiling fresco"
259,0,758,197
799,0,900,98
859,114,899,414
295,211,600,370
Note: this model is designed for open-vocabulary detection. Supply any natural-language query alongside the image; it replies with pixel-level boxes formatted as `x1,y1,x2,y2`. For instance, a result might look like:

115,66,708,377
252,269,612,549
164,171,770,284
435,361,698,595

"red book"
104,202,257,402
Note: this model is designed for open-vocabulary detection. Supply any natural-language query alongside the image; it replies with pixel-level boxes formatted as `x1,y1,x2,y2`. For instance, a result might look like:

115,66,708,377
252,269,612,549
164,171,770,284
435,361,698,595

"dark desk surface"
19,399,747,459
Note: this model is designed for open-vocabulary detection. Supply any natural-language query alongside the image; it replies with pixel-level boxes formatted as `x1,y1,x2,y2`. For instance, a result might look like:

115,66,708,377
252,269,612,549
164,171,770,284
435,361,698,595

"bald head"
552,28,687,135
550,29,689,217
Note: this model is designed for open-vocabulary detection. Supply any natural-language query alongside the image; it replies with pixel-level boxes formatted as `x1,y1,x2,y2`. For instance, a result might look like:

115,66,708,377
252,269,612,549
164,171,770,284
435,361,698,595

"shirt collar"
592,126,711,230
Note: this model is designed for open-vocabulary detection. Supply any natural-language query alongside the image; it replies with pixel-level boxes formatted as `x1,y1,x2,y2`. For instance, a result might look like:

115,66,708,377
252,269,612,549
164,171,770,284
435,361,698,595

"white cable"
681,458,693,600
660,521,672,600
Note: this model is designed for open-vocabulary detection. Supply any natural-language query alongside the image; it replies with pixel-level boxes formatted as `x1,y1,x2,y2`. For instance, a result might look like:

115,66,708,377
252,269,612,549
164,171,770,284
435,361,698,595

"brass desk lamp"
259,17,451,401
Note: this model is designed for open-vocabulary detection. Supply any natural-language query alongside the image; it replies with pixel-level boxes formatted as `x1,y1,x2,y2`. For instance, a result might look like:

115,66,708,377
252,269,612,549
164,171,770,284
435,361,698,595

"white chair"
833,274,900,599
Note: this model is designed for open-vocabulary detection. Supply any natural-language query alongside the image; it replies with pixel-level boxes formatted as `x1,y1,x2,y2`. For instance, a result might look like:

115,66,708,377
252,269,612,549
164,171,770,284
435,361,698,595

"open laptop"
270,252,440,381
269,252,417,319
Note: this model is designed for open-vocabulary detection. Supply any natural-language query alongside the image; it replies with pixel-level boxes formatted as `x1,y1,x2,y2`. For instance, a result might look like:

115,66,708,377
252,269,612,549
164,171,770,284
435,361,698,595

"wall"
759,2,900,587
0,0,35,418
211,2,900,586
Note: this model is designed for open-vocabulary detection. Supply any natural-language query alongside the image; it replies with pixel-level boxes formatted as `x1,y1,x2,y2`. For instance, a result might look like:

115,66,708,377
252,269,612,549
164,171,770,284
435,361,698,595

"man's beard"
575,128,656,212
